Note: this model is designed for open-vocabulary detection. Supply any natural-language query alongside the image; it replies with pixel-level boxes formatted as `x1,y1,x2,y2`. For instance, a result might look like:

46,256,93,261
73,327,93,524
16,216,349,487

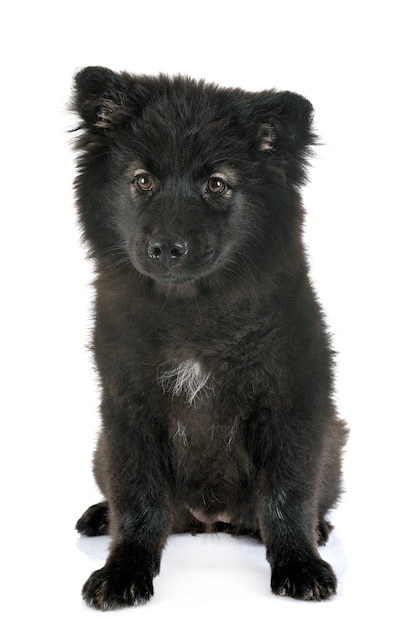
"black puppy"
71,66,347,610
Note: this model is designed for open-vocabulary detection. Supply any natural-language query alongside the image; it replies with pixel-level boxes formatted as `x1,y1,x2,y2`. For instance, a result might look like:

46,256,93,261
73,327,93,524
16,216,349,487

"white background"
1,1,400,623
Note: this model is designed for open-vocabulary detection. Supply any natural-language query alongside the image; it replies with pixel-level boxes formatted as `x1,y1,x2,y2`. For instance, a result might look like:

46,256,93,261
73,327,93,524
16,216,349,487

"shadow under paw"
271,557,337,601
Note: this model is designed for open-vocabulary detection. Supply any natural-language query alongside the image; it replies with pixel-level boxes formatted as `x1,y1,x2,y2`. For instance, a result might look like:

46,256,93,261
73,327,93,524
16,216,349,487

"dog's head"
71,67,316,295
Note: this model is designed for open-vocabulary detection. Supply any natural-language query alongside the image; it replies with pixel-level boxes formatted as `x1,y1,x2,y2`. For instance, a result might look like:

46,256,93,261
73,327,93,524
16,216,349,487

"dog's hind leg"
76,501,109,536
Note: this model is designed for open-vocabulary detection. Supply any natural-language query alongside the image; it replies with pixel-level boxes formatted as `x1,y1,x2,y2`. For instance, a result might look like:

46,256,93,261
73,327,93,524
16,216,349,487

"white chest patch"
157,359,212,405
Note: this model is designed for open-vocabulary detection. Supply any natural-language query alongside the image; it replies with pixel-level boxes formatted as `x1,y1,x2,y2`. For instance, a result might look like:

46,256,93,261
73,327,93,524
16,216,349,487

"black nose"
147,238,188,269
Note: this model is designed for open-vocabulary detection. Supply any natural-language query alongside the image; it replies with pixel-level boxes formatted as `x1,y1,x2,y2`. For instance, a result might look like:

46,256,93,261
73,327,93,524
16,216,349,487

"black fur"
71,66,348,610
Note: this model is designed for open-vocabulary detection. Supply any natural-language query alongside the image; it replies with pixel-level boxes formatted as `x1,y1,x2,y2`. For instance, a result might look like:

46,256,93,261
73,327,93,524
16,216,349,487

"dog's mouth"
148,272,207,297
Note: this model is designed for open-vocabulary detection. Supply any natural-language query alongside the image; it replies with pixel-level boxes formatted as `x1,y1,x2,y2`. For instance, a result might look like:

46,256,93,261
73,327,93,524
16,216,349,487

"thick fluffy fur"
72,66,348,610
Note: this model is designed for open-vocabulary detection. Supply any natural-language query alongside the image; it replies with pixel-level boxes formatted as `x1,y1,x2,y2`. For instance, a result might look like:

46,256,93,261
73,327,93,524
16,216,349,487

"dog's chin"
134,271,203,297
151,274,203,297
153,275,197,285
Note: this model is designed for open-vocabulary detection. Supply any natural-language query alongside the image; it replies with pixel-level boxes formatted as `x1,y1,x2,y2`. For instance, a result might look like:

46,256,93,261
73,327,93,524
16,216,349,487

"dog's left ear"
251,91,317,186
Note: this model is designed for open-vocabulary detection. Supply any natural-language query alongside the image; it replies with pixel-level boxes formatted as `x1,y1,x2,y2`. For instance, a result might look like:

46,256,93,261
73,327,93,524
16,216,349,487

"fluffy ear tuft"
72,66,132,130
253,91,317,185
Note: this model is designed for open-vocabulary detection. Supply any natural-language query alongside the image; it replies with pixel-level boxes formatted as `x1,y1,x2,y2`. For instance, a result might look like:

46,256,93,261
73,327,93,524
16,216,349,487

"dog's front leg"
257,439,337,601
82,397,172,611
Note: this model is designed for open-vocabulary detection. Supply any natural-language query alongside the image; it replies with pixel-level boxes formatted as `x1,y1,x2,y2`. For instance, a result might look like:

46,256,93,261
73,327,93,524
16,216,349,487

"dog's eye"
206,177,226,194
134,173,154,192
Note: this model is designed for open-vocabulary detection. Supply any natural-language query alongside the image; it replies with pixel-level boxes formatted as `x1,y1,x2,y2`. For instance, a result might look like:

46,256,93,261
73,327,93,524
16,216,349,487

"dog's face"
72,67,315,294
125,161,242,287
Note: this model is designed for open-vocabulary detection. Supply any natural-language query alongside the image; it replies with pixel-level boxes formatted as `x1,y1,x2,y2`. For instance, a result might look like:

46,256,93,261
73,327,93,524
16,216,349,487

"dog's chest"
157,358,212,406
157,357,246,443
159,359,251,502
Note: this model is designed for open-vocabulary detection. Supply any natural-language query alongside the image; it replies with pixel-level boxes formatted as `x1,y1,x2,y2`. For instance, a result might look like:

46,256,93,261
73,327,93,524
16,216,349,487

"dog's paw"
82,565,154,610
76,502,109,537
271,557,337,601
316,518,333,546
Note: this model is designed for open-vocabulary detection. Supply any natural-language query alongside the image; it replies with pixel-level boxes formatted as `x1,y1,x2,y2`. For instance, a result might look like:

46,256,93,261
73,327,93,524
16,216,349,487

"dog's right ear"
72,66,134,131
